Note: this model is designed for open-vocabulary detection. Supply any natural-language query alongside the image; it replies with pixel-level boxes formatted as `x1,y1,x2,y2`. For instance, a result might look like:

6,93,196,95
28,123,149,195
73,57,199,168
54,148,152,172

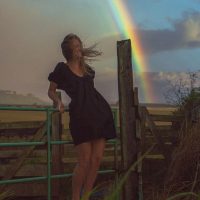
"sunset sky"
0,0,200,104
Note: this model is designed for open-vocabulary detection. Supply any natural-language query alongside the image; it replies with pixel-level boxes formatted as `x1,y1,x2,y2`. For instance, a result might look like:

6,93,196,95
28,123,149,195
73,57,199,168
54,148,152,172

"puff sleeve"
48,63,65,90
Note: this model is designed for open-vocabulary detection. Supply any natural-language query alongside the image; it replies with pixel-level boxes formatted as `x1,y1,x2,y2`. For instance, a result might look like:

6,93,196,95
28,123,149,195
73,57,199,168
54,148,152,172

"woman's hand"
57,101,65,113
48,82,65,113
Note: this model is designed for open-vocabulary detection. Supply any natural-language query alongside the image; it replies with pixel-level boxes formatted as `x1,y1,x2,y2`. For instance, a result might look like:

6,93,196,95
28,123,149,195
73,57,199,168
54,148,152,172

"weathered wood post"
134,87,143,200
117,39,139,200
52,91,64,200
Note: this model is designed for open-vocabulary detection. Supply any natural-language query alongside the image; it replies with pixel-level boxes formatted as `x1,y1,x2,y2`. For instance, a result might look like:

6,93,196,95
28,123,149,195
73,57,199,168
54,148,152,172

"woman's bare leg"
82,138,106,195
72,142,92,200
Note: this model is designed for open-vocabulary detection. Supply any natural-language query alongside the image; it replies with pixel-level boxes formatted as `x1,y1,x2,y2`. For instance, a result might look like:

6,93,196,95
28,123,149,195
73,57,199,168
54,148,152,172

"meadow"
0,104,178,199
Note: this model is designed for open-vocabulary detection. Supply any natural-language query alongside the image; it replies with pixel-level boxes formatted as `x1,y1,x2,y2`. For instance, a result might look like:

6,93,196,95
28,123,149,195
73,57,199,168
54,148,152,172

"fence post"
117,39,139,200
51,91,63,200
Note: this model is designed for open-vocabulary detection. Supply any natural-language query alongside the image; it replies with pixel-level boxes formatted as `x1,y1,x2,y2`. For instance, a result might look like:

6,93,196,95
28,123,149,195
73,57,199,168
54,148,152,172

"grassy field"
0,104,177,124
0,104,179,199
0,110,71,129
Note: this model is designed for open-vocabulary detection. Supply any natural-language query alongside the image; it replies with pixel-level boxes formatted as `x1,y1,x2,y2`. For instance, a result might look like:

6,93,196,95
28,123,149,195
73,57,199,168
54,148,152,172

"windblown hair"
61,33,102,76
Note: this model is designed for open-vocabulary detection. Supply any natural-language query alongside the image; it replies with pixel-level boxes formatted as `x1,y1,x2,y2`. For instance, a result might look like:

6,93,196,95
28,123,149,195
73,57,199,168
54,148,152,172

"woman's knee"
75,142,92,170
78,156,91,170
91,155,102,167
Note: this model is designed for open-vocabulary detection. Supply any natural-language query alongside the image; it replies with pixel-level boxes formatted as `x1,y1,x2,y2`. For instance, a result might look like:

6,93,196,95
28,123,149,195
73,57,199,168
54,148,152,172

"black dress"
48,62,117,145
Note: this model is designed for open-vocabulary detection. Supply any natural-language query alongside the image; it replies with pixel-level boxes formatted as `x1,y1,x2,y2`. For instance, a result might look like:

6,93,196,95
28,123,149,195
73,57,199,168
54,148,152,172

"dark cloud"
140,11,200,54
98,11,200,57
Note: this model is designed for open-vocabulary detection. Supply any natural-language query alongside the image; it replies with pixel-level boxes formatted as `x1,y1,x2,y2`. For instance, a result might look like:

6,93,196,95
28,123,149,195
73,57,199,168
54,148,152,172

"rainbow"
107,0,155,103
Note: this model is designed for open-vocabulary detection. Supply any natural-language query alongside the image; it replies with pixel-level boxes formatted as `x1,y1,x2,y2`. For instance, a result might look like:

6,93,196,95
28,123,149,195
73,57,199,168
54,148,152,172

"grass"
1,105,186,200
80,135,200,200
0,189,15,200
166,192,200,200
80,144,155,200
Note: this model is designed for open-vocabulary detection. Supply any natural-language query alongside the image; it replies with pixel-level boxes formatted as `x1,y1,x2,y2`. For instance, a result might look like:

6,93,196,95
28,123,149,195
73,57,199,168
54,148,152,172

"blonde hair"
61,33,102,76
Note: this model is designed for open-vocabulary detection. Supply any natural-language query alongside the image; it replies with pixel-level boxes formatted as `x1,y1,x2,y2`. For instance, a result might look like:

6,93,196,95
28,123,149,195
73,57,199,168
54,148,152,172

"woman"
48,33,117,200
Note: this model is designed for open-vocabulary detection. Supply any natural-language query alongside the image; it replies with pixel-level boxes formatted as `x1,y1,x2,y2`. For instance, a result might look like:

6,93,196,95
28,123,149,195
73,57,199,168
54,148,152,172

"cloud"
96,11,200,57
151,71,200,88
133,71,200,103
0,1,199,104
140,11,200,54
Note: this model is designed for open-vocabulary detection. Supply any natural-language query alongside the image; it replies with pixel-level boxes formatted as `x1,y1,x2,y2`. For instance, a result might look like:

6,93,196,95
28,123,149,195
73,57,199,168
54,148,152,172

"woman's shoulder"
54,62,65,70
48,62,66,89
51,62,68,76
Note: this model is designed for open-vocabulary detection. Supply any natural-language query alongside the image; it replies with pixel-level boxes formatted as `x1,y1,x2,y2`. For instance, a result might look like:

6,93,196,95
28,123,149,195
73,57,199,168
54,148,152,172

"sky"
0,0,200,104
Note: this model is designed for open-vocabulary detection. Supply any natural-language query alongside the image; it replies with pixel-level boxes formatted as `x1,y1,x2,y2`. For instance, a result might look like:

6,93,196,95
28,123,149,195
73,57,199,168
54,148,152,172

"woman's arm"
48,81,65,113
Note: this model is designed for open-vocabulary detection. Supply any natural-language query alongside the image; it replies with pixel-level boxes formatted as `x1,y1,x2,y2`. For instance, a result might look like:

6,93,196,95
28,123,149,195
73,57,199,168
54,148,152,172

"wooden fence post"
52,91,63,200
117,39,139,200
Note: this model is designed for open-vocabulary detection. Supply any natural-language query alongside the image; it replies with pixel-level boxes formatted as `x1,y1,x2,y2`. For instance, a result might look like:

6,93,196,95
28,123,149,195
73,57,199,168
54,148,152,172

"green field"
0,104,177,125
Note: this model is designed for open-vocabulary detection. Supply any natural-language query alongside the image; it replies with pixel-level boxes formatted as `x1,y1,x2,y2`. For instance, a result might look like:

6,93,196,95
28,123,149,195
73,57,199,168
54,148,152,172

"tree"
164,71,200,107
164,71,200,130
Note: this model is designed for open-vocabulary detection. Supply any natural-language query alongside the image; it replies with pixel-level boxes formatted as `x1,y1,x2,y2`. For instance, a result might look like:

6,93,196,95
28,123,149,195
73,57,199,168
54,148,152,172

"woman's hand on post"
48,82,65,113
57,101,65,113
